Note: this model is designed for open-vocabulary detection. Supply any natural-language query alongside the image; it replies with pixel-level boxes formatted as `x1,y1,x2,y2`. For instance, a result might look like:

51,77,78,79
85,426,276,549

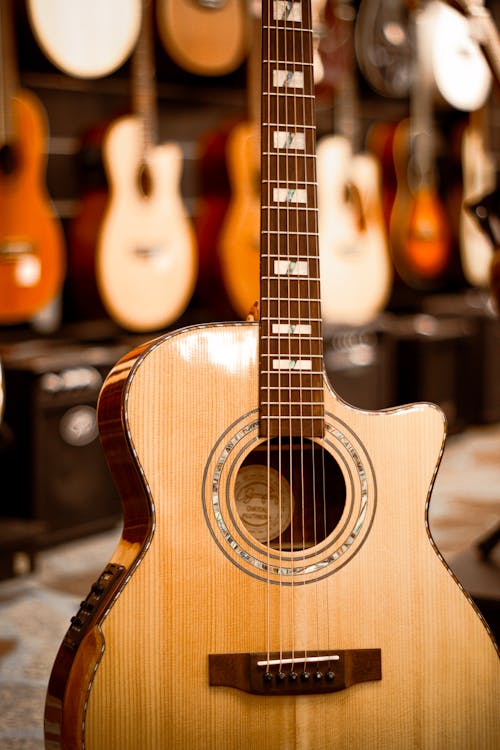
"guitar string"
265,0,274,673
300,0,311,673
283,0,297,672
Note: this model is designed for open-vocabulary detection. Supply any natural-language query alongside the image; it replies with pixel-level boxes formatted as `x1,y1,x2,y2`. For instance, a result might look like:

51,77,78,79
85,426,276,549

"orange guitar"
156,0,249,76
0,0,65,324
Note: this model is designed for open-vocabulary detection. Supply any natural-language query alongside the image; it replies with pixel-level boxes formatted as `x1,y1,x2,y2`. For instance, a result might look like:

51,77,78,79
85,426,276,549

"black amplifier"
0,340,128,546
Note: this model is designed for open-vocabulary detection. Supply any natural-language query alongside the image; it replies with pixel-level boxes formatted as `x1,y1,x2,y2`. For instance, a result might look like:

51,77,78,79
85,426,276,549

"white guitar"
27,0,141,78
317,0,391,327
418,0,491,111
460,107,497,287
96,0,197,332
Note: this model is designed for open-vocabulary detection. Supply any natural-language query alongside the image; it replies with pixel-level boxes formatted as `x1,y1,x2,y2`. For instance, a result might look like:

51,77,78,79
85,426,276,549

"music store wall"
0,0,500,545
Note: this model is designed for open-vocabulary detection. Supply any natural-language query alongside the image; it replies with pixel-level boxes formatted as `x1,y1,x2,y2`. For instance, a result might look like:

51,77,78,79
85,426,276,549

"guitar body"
96,115,197,332
27,0,141,78
218,121,260,318
157,0,249,76
390,120,451,288
354,0,413,99
45,322,499,749
317,135,392,325
0,91,65,324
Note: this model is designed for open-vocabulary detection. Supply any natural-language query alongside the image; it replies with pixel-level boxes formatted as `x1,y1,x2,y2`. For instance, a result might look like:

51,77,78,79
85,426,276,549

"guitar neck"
259,0,324,440
131,0,158,150
0,0,18,145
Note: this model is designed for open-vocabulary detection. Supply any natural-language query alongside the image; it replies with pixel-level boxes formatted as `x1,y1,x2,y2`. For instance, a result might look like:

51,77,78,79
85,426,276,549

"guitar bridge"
209,649,381,695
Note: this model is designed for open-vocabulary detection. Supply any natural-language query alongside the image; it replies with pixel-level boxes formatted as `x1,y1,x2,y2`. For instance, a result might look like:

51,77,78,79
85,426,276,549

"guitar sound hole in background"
235,438,346,551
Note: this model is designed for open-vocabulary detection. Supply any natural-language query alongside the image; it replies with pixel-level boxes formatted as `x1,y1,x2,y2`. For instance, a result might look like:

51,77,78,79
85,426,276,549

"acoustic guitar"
389,6,452,289
0,0,65,325
354,0,413,99
96,0,197,332
27,0,141,79
156,0,249,76
316,0,392,326
460,106,497,288
45,1,499,748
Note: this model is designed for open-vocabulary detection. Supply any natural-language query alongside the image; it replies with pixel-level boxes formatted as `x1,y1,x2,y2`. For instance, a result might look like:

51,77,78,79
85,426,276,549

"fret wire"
263,91,315,99
263,59,314,66
260,0,323,437
262,124,316,129
263,24,313,32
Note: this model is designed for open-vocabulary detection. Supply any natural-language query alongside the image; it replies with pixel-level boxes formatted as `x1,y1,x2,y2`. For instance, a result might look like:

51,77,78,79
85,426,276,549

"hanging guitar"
45,1,499,748
0,0,65,325
389,5,452,289
316,0,392,326
96,0,197,332
156,0,249,76
27,0,141,79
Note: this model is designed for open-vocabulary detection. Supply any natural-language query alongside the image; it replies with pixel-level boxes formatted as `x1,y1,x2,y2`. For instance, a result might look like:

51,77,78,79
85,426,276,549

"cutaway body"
45,323,500,750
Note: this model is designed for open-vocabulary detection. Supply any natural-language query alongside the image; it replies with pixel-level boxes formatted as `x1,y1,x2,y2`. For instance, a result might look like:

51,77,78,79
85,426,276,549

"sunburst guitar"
96,0,197,332
0,0,65,324
45,1,499,748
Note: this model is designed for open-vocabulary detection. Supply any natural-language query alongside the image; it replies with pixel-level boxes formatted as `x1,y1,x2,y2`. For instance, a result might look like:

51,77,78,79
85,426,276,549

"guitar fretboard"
259,0,324,439
132,0,158,152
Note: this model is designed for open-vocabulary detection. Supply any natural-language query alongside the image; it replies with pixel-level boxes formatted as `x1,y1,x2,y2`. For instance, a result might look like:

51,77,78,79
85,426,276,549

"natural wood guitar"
96,0,197,332
317,0,391,326
0,0,65,324
45,1,499,748
157,0,249,76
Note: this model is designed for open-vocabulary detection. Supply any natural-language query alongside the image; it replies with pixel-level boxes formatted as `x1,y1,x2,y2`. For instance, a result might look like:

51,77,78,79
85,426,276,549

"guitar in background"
467,188,500,310
354,0,413,99
96,0,197,333
0,0,65,325
217,13,262,318
389,6,452,289
45,1,500,746
27,0,141,79
460,106,497,287
156,0,249,76
317,0,392,326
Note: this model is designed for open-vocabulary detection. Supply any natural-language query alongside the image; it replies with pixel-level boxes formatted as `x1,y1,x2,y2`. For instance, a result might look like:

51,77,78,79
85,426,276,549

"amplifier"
0,340,128,546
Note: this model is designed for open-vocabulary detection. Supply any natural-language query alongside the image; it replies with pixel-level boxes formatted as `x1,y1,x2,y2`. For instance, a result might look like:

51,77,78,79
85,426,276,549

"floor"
0,423,499,749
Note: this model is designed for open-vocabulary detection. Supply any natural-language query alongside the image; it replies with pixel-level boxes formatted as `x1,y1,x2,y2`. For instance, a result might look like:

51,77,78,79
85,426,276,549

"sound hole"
138,163,152,196
235,437,346,551
0,144,16,175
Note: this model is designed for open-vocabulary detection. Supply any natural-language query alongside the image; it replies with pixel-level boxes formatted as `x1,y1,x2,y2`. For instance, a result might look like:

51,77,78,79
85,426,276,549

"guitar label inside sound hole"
235,437,346,550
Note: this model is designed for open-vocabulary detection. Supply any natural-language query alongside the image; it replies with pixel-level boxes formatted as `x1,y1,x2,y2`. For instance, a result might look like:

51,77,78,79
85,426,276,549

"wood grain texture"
96,116,197,332
69,323,499,750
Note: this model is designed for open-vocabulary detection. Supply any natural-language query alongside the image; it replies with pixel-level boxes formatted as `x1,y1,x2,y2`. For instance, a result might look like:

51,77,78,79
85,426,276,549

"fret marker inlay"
273,359,313,371
273,188,307,204
274,260,308,275
273,70,304,89
273,131,306,150
272,323,312,335
273,0,302,21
